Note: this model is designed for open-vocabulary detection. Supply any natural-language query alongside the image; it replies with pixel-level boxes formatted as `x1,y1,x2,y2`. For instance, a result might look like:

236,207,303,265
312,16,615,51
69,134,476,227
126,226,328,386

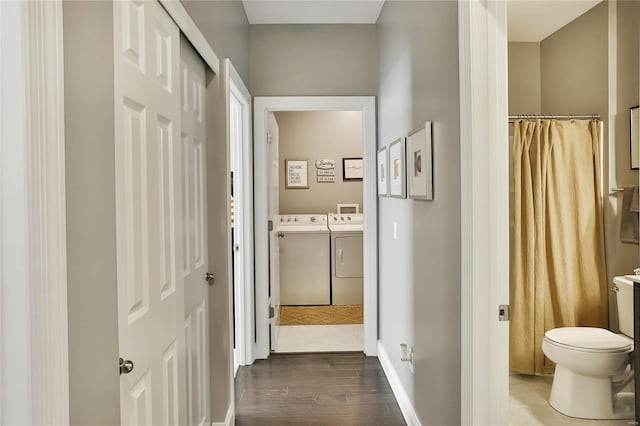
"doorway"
268,110,365,353
251,97,377,361
460,0,640,424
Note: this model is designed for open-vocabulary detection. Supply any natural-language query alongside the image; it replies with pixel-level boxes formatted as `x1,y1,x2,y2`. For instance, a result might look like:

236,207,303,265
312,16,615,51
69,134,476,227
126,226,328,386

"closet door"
114,1,186,424
180,36,210,426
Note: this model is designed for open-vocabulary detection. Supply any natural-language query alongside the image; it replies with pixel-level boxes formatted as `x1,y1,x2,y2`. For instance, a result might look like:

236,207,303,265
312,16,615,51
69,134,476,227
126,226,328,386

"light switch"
393,222,398,240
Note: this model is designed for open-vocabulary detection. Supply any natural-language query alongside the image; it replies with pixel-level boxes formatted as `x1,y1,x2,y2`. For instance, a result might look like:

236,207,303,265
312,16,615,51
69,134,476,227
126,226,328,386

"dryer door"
335,235,363,278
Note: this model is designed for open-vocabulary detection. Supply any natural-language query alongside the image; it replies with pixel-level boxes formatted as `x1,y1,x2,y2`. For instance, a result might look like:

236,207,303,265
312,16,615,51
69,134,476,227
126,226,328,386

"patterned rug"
279,305,364,326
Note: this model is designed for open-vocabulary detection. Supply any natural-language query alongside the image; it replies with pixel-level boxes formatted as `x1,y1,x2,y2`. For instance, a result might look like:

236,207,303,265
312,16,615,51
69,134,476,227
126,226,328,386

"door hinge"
498,304,510,321
269,305,275,319
268,220,273,232
267,131,272,145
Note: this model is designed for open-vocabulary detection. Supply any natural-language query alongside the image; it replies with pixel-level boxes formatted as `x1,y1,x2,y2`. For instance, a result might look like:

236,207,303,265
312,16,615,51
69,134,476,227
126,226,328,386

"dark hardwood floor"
235,352,406,426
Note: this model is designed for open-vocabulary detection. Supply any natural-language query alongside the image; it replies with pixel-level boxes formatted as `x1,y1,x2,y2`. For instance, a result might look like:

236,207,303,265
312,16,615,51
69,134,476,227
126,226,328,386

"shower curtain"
510,119,608,375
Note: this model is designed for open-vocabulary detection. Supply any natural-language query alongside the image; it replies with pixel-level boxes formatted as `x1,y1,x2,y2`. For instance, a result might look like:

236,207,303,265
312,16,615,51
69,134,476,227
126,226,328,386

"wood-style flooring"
235,352,406,426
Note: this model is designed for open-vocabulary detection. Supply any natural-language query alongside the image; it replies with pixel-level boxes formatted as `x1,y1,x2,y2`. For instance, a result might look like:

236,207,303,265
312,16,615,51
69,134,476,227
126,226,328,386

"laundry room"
271,110,365,352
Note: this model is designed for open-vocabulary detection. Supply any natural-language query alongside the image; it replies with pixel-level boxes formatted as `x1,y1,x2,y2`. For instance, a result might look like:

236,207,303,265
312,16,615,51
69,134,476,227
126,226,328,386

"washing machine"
276,214,330,305
328,213,363,305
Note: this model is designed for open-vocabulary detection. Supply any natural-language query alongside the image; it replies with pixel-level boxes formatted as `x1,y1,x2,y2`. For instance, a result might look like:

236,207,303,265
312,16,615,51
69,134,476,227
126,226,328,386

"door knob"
119,357,134,375
204,272,215,285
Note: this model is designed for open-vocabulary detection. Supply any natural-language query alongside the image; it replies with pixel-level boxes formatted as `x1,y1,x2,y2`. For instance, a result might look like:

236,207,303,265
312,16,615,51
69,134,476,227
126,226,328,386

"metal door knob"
119,357,134,375
205,272,215,285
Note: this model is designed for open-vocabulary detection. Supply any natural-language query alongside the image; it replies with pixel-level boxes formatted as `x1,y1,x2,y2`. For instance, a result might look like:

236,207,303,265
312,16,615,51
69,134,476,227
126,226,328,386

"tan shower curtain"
510,119,608,375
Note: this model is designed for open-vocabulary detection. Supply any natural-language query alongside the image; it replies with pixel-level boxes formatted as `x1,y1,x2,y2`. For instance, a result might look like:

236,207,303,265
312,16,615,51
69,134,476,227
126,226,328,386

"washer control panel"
277,214,327,226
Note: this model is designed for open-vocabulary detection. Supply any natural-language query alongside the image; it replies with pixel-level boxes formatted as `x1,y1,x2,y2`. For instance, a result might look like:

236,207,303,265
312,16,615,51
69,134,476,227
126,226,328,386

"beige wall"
540,3,608,116
616,0,640,182
275,111,363,214
377,1,461,424
249,24,377,96
508,42,541,114
516,1,639,328
63,2,120,424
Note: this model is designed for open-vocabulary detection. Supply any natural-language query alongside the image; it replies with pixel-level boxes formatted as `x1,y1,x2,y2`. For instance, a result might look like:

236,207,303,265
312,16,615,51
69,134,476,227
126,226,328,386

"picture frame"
630,106,639,170
388,138,406,198
407,122,434,200
343,157,363,181
377,147,388,196
285,159,309,189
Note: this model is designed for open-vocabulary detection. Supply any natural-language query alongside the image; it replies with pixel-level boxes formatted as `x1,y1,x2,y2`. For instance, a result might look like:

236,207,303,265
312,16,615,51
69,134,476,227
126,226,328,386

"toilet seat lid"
544,327,633,352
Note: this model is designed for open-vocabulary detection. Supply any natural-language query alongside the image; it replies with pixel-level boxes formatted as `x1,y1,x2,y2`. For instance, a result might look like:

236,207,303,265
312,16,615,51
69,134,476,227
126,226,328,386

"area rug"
279,305,364,326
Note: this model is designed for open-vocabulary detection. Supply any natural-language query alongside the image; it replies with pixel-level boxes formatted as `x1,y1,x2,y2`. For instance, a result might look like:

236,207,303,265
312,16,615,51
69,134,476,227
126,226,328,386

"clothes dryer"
328,213,364,305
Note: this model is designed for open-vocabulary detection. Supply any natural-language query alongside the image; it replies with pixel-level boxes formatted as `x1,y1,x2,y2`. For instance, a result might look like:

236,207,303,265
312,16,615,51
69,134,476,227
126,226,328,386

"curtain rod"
508,114,601,123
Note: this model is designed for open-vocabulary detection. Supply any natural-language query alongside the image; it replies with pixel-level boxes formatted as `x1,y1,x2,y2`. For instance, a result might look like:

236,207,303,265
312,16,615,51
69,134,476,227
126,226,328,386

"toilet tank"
614,276,635,338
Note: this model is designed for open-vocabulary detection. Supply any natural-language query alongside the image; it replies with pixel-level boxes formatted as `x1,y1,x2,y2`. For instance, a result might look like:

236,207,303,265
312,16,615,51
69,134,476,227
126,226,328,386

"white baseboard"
212,401,234,426
377,341,421,426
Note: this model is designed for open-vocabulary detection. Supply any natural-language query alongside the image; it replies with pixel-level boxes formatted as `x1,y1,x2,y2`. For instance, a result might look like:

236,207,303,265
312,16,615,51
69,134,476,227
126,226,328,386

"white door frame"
458,1,510,425
253,96,378,360
223,59,254,368
0,1,69,424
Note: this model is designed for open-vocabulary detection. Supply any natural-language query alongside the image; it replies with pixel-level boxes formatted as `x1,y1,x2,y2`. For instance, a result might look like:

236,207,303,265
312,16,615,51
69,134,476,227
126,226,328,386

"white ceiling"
242,0,385,25
508,0,602,42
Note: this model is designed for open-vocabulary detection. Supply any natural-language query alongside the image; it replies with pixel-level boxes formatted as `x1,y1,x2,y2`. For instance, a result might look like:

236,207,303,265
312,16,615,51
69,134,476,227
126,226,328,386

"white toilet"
541,275,635,420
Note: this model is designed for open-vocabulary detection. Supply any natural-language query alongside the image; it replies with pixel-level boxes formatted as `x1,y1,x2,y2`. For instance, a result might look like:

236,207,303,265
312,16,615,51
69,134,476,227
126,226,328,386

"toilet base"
549,365,635,420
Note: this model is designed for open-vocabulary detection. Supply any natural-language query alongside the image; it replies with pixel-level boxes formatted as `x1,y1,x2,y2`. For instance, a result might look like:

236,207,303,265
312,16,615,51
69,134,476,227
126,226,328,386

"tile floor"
273,324,364,353
510,374,631,426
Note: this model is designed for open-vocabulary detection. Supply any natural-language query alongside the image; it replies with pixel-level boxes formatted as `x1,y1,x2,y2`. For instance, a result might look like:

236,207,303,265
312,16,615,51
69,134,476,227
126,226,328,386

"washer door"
335,235,363,278
279,232,330,305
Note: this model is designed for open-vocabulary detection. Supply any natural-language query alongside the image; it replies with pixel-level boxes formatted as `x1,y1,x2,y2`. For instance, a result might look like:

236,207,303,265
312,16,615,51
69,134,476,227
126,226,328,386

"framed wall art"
285,159,309,189
377,147,388,196
407,122,434,200
343,157,363,181
388,138,406,198
630,106,639,170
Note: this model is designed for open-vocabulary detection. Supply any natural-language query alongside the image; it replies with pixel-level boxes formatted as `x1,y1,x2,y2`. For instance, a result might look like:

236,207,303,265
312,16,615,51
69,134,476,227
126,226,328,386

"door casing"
252,96,378,360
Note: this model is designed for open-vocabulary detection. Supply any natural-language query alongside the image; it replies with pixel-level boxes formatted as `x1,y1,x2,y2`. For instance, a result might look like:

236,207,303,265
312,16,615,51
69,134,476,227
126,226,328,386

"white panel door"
267,113,280,351
180,37,210,426
114,1,186,425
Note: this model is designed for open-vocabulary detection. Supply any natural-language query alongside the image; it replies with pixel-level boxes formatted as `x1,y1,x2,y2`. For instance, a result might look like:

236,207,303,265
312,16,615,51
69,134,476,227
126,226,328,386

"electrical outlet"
400,343,414,373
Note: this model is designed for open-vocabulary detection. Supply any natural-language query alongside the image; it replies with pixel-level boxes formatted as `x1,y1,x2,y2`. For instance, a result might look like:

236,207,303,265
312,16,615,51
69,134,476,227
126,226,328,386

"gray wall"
204,68,235,423
539,1,638,328
182,0,250,85
275,111,364,214
508,42,541,115
249,24,377,96
180,1,249,421
377,1,460,424
63,2,120,424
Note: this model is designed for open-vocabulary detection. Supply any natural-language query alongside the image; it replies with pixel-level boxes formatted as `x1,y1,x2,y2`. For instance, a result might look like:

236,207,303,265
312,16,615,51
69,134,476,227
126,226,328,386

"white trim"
253,96,378,359
224,59,254,367
459,1,509,425
377,341,421,426
211,401,234,426
158,0,220,74
26,2,70,424
0,1,69,424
